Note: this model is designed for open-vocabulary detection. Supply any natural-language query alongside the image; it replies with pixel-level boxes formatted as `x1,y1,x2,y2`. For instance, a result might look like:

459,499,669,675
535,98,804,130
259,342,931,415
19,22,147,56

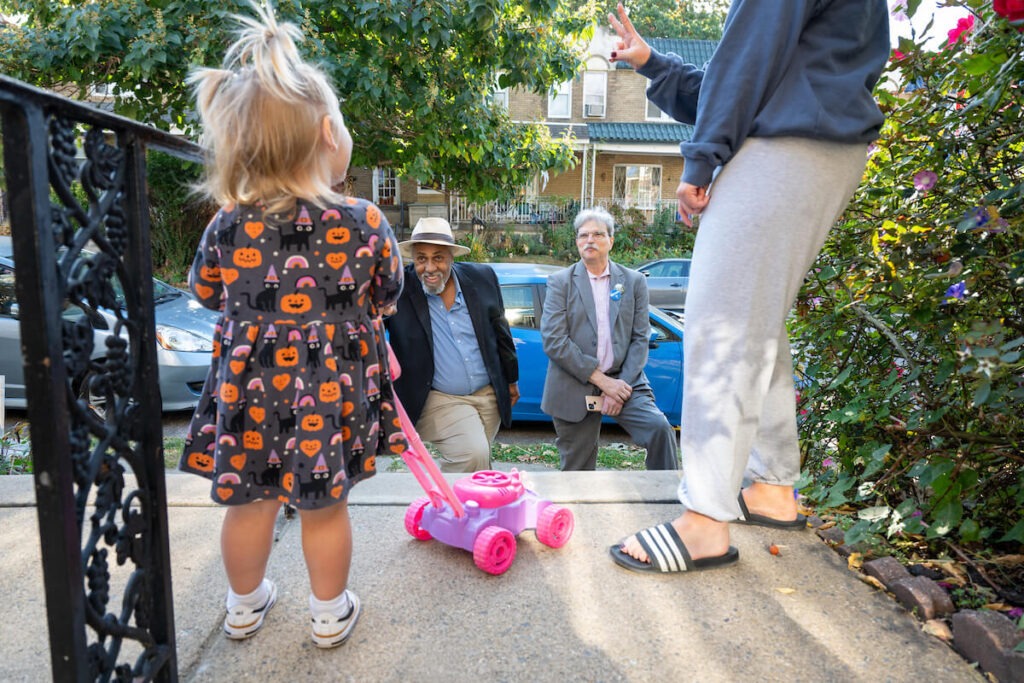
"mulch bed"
808,512,1024,681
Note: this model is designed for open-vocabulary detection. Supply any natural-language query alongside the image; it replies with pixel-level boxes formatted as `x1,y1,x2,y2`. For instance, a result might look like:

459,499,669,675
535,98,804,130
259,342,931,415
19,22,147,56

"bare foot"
619,510,731,565
740,482,800,522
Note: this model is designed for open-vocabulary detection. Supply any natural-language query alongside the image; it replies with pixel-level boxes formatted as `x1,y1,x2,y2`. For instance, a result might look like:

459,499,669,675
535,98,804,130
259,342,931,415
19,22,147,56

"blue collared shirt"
427,271,490,395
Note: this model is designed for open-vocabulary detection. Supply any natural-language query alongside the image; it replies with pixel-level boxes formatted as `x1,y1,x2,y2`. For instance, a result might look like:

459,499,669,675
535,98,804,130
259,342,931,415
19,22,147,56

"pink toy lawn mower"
387,344,574,575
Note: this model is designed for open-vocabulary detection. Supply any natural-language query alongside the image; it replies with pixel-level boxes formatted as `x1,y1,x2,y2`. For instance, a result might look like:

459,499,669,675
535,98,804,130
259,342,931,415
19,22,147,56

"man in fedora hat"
384,217,519,472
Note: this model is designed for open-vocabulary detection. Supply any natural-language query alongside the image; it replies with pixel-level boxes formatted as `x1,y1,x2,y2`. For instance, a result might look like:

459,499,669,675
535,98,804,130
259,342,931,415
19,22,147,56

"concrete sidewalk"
0,470,981,682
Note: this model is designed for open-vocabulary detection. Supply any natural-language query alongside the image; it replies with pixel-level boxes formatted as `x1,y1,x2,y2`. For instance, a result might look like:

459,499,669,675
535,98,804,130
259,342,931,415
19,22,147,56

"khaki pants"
415,385,500,473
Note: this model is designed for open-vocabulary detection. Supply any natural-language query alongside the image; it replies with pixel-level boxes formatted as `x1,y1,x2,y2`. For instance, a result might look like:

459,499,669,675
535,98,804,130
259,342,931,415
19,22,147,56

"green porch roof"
586,122,693,143
649,38,717,66
615,39,718,70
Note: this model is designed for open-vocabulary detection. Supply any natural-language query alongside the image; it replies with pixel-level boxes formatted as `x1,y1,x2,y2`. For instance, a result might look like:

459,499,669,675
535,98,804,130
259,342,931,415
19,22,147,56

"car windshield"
150,278,182,305
93,264,181,308
1,239,183,308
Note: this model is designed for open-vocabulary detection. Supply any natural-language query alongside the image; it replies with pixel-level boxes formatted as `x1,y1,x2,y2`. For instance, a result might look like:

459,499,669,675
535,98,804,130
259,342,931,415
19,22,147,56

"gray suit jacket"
540,260,652,422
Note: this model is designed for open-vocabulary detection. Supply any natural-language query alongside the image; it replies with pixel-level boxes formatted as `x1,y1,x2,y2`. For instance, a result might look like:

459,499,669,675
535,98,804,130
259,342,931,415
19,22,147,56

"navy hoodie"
637,0,890,187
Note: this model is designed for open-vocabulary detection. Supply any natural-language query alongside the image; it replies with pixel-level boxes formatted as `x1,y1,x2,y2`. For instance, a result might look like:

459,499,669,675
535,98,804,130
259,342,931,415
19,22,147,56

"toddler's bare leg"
221,499,283,594
299,501,352,600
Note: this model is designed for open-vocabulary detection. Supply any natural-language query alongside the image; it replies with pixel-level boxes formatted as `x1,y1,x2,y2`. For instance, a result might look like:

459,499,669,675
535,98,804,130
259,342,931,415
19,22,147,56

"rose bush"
793,1,1023,560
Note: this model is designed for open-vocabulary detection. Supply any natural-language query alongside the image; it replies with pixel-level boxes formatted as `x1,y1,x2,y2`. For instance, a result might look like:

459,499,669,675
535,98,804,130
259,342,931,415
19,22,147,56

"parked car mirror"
64,303,110,331
648,329,660,349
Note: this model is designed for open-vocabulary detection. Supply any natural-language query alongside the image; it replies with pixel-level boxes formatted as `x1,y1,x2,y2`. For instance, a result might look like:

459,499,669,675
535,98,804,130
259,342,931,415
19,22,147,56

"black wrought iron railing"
0,74,201,682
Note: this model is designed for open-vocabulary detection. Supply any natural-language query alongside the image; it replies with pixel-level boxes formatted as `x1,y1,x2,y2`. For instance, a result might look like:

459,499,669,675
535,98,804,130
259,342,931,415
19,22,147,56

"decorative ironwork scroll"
0,75,201,682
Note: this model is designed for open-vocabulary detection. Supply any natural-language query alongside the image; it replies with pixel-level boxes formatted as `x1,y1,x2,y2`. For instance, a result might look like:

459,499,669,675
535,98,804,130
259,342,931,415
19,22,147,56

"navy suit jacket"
385,262,519,427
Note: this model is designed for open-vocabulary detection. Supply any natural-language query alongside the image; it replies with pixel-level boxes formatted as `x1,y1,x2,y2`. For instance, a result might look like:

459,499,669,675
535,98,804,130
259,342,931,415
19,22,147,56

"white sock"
310,589,352,617
226,578,271,611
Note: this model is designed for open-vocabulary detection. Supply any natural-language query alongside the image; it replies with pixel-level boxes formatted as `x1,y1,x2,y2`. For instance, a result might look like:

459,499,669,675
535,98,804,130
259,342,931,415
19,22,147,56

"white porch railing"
592,198,679,223
450,196,577,227
450,196,677,227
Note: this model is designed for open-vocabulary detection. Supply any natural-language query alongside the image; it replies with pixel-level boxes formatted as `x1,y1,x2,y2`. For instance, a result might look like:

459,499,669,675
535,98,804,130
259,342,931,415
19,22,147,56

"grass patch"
2,434,652,474
163,437,185,469
492,440,648,470
0,421,32,475
379,440,649,472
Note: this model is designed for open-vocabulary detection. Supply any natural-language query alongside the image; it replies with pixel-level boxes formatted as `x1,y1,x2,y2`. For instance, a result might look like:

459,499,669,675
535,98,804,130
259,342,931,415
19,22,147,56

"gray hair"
573,207,615,238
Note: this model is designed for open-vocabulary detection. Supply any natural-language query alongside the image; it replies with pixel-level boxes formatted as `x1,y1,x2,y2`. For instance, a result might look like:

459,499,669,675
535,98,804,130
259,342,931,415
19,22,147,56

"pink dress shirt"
588,266,613,373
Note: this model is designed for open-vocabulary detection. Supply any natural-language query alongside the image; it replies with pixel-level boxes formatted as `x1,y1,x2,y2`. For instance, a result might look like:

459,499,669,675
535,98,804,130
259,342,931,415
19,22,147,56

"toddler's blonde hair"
189,1,346,213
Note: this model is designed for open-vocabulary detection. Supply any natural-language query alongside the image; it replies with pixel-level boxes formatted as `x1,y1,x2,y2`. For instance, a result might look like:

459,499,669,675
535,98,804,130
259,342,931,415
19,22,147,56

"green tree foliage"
0,0,599,202
793,1,1024,551
146,153,215,284
600,0,728,39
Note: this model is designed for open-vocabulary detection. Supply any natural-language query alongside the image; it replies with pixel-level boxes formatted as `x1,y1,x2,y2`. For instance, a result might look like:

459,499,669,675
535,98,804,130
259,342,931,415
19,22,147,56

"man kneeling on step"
385,217,520,473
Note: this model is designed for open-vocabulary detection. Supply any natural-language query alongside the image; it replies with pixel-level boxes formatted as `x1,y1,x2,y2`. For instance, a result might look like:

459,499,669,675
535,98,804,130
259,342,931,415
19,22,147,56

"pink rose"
994,0,1024,30
994,0,1024,22
946,15,975,47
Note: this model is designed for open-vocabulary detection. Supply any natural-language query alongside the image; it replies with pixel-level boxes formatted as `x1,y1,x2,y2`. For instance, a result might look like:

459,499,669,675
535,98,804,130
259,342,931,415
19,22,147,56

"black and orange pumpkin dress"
179,197,407,509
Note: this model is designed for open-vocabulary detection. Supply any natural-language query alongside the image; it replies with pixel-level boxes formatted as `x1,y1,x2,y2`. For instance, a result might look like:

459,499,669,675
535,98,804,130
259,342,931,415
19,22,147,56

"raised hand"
608,2,651,69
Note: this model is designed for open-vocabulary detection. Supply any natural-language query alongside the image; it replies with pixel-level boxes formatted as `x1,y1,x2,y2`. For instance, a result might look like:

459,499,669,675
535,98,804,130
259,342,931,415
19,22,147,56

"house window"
547,80,571,119
646,100,674,121
417,180,444,196
489,72,509,109
582,71,606,118
373,167,399,206
89,83,114,98
613,165,662,208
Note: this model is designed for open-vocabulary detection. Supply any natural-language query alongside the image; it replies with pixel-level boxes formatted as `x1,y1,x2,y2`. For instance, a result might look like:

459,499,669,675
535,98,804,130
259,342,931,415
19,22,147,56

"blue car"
489,262,683,426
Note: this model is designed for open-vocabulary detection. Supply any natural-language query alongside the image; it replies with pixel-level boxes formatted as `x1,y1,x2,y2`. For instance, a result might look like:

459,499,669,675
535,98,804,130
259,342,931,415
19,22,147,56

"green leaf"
958,518,982,543
844,519,877,546
998,519,1024,544
896,499,919,518
929,499,963,538
1000,337,1024,352
821,474,854,508
962,54,996,76
869,444,892,461
915,458,954,489
973,381,991,407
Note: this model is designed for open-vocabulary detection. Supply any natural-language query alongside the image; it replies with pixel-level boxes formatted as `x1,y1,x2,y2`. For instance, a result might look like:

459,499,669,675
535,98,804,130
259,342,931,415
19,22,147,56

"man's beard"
420,270,450,296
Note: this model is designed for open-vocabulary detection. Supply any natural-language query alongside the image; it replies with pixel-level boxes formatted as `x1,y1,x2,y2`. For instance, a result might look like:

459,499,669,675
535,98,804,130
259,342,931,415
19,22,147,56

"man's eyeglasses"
576,231,609,241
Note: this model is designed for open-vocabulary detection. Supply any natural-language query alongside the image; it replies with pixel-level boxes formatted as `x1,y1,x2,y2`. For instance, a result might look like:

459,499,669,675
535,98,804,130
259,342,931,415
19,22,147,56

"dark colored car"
635,257,691,311
490,262,683,426
0,236,218,412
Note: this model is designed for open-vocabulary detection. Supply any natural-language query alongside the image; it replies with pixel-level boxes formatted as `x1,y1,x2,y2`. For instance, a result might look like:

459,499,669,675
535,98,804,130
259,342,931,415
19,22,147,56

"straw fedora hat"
398,217,471,259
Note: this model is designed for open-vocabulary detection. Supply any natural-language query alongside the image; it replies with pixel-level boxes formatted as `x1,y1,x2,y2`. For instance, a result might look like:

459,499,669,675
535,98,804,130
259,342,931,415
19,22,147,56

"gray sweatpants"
677,137,869,522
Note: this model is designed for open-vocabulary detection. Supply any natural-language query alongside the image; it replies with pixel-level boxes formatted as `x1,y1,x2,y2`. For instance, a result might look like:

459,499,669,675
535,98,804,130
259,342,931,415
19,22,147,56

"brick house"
346,27,717,234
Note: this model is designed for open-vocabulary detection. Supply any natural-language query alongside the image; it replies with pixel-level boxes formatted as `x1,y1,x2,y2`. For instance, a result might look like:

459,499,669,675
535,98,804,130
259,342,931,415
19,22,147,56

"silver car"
0,236,217,411
635,257,691,311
